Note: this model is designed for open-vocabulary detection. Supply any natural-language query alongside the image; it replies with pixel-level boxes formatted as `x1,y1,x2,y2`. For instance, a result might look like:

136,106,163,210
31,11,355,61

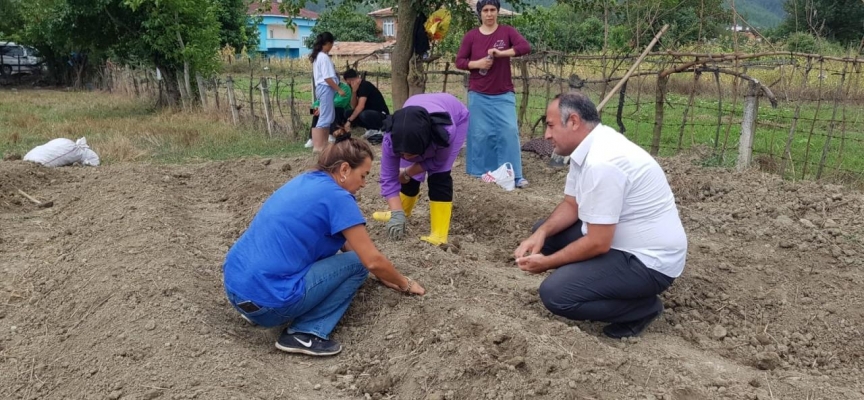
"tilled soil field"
2,149,864,400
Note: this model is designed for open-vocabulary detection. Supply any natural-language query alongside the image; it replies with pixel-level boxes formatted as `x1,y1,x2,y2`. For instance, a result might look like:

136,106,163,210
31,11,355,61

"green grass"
217,69,864,183
23,55,864,185
509,87,864,182
0,89,307,164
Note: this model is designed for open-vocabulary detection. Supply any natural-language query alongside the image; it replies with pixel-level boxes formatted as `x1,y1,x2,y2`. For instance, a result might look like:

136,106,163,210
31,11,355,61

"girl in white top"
309,32,346,153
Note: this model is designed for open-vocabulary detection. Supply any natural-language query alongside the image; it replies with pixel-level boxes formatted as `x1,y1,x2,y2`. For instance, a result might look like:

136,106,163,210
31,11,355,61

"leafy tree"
279,0,527,110
304,5,382,48
606,0,728,49
778,0,864,47
785,31,817,53
511,5,604,53
3,0,229,104
0,0,25,40
216,0,259,51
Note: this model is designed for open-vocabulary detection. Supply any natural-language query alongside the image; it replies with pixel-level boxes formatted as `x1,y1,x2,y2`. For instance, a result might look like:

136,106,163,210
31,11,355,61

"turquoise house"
248,2,318,59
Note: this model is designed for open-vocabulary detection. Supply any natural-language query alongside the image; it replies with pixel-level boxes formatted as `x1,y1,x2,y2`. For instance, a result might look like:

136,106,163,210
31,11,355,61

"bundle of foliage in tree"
785,31,819,54
2,0,252,103
777,0,864,48
510,4,604,53
304,5,382,48
216,0,259,52
611,0,728,49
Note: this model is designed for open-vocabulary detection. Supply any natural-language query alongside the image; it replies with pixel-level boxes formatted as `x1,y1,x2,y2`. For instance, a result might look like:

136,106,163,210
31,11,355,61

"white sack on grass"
23,137,101,167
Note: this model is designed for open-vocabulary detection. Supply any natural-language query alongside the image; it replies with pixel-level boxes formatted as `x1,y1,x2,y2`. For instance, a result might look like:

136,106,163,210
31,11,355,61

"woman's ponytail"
308,31,335,63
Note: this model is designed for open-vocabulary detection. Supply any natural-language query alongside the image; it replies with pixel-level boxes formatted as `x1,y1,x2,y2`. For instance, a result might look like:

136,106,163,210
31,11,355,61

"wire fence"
97,50,864,184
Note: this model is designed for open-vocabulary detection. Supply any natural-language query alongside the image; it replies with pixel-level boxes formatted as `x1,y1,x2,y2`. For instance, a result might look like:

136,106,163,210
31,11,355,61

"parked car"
0,42,44,75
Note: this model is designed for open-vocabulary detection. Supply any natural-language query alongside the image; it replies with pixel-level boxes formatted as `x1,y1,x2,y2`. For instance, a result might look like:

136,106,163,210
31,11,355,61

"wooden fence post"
260,77,274,137
736,80,761,172
650,74,669,156
226,76,239,126
213,78,220,110
518,60,530,133
677,71,700,151
196,73,208,107
442,62,450,93
289,73,298,138
816,62,848,180
779,105,803,177
248,58,255,118
176,74,188,109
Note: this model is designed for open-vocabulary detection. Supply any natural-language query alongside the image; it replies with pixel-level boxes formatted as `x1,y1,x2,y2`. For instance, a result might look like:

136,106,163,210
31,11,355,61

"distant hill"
507,0,786,28
301,0,786,29
729,0,786,29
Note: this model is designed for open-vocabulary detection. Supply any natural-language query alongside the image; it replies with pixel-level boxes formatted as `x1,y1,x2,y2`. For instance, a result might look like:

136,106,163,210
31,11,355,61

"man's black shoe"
603,309,663,339
275,331,342,356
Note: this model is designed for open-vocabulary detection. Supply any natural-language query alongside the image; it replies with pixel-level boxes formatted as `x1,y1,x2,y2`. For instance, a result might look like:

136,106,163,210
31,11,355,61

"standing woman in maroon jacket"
456,0,531,188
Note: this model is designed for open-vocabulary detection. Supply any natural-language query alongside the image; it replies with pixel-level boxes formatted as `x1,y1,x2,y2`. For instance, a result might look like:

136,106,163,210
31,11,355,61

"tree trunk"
157,65,182,108
390,0,419,110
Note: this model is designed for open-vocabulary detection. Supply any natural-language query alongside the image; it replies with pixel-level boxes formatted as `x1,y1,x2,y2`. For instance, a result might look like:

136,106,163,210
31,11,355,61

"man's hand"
344,120,352,131
514,232,546,260
488,48,501,58
313,108,320,116
386,210,407,240
337,88,346,97
516,254,549,274
350,79,361,91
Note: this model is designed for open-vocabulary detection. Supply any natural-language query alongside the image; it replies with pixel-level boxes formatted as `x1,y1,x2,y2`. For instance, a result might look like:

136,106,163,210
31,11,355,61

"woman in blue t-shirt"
223,133,425,357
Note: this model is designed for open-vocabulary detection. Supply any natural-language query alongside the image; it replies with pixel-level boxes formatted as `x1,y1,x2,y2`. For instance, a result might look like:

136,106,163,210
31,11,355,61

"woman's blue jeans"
226,252,369,339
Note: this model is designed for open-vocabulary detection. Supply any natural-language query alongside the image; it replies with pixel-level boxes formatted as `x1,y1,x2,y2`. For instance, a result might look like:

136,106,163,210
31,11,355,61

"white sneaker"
304,139,313,148
362,129,379,139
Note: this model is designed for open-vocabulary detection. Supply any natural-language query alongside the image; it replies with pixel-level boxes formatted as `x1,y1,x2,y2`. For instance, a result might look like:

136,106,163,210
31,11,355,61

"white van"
0,42,44,75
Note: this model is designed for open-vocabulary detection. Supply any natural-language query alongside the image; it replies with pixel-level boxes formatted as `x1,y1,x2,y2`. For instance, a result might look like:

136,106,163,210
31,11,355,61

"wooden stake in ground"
596,24,669,112
549,24,669,167
17,189,53,208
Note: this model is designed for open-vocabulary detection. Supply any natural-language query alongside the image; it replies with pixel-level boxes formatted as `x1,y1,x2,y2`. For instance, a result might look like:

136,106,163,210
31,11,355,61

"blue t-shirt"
223,171,366,308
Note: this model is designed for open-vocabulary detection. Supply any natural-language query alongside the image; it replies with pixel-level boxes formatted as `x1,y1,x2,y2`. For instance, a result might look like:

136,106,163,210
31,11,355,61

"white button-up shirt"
565,124,687,277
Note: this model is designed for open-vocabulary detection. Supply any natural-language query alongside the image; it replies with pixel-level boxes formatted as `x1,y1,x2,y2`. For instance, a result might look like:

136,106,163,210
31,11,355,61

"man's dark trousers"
344,109,386,130
535,220,675,324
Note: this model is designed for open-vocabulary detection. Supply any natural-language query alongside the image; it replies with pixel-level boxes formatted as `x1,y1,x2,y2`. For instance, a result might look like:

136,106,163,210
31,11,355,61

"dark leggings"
400,170,453,202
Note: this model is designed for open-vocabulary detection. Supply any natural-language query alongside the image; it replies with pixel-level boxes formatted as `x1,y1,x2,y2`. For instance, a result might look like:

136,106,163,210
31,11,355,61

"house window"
301,36,309,46
269,29,274,39
383,18,395,37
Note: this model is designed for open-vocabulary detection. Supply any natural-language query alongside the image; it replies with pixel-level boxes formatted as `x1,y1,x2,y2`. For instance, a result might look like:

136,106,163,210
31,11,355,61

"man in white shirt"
514,91,687,339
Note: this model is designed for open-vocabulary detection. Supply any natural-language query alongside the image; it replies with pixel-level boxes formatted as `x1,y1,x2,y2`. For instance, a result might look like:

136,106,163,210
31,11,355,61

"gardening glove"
386,211,407,240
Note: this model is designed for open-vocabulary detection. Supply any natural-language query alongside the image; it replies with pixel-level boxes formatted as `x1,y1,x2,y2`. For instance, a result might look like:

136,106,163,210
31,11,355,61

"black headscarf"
476,0,500,18
382,106,452,155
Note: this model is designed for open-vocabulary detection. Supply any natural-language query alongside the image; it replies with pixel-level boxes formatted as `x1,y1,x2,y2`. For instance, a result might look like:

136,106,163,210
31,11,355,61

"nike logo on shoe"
295,337,313,347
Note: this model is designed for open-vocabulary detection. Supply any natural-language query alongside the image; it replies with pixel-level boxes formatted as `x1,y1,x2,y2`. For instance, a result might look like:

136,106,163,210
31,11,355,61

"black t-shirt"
356,80,389,114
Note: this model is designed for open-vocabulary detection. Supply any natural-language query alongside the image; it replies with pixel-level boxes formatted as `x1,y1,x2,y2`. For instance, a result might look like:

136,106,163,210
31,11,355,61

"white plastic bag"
23,137,100,167
481,162,516,191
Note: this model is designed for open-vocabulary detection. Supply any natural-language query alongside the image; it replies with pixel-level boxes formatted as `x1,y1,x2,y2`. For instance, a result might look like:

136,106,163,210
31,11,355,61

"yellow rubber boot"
372,193,419,222
420,201,452,246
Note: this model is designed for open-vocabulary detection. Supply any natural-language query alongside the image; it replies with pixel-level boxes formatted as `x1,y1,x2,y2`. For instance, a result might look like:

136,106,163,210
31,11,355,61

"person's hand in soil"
379,276,425,295
516,254,549,274
514,232,545,260
386,211,407,240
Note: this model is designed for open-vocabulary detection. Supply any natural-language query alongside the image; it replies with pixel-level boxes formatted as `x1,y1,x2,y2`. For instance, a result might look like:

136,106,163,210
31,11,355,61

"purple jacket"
380,93,469,200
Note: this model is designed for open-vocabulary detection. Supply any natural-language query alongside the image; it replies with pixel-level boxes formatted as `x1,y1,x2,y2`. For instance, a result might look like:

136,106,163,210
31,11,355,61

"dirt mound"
2,151,864,400
0,161,75,213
